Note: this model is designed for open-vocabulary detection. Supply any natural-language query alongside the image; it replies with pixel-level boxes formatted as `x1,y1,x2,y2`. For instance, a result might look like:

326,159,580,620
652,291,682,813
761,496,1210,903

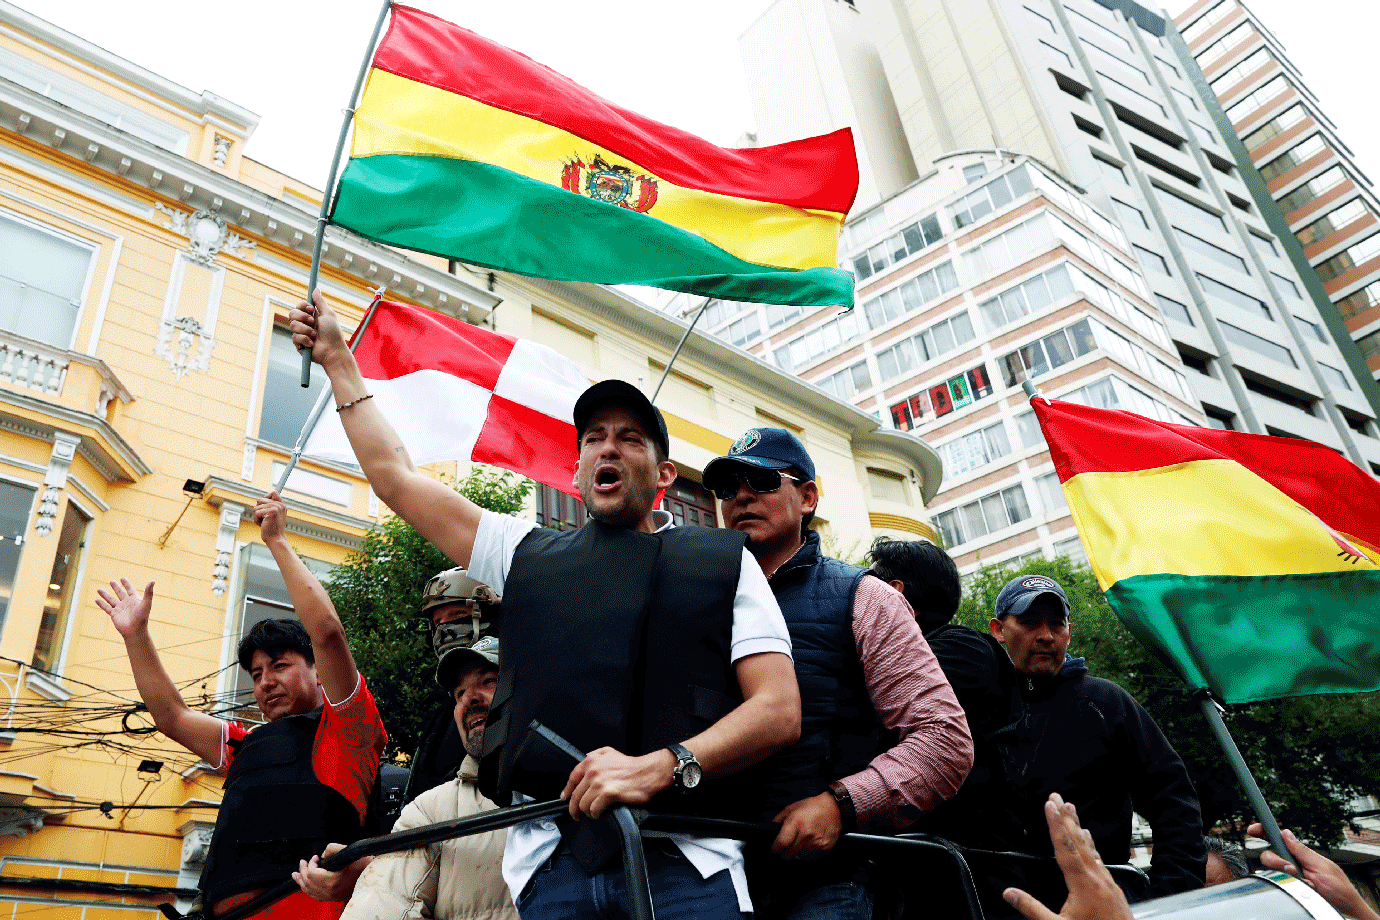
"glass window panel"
902,224,925,254
935,262,958,290
0,481,35,635
1024,276,1053,311
890,234,910,264
1020,342,1050,377
900,280,922,314
1003,486,1031,523
852,255,872,280
864,299,885,329
1046,265,1074,300
916,330,935,362
980,299,1007,330
931,320,955,355
916,271,938,303
990,178,1014,210
1015,410,1042,448
869,243,889,273
1044,329,1076,367
951,311,975,344
961,502,989,540
260,325,330,447
0,215,92,349
1069,319,1097,355
921,214,944,246
980,495,1009,533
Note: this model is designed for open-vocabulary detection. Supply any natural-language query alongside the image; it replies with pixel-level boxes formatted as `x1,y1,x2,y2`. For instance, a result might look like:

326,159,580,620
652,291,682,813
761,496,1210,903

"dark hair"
1204,836,1249,880
237,618,315,673
865,538,961,633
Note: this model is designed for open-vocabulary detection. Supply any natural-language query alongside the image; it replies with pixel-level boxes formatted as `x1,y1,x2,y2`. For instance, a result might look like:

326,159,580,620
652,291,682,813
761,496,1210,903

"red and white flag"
304,301,587,496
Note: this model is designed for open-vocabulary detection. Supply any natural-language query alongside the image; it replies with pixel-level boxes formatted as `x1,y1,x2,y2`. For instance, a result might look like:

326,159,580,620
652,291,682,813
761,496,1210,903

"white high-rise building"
684,0,1380,570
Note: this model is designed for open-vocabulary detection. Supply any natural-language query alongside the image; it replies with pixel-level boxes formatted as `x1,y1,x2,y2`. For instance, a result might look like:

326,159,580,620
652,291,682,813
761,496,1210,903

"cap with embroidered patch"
436,635,501,691
995,574,1070,621
703,428,816,495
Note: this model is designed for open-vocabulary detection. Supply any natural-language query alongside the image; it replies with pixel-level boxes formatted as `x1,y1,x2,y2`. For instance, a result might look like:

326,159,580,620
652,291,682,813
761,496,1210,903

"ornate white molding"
34,432,78,537
155,204,255,265
154,315,214,381
241,442,256,482
179,821,216,869
212,135,231,169
155,250,225,381
212,501,245,596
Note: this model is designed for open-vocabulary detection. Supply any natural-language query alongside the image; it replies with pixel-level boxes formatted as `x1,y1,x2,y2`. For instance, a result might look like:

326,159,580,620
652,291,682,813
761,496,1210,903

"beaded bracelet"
336,394,374,412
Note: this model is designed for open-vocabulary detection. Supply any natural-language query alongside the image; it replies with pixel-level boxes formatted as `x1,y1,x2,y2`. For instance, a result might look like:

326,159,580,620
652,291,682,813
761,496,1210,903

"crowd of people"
96,290,1379,920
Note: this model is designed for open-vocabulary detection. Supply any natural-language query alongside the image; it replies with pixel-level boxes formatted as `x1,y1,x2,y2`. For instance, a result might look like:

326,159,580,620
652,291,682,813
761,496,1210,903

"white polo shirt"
466,509,791,913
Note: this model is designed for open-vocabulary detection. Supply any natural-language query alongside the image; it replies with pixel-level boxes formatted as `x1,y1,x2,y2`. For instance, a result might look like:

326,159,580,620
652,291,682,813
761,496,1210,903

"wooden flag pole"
276,290,385,494
299,0,393,389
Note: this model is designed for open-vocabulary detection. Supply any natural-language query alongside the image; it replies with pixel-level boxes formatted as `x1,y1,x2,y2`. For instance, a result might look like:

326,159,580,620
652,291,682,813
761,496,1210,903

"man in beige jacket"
340,635,516,920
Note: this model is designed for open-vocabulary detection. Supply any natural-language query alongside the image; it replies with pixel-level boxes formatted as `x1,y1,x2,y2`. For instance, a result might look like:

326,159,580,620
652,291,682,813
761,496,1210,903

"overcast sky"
22,0,1380,190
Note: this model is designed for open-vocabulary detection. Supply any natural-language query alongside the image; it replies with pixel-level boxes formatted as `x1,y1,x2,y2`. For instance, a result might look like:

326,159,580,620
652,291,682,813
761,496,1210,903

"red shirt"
214,675,387,920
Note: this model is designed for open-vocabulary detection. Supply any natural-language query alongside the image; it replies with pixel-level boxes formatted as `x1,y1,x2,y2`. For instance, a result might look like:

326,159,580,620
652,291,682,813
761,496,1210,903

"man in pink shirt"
706,429,973,920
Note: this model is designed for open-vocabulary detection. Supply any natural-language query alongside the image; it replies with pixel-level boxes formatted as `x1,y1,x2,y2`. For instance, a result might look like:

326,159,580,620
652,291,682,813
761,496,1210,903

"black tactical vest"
199,708,363,908
478,520,749,818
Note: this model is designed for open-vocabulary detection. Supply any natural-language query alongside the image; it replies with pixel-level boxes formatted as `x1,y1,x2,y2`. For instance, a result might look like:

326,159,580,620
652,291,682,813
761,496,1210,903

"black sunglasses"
710,468,800,500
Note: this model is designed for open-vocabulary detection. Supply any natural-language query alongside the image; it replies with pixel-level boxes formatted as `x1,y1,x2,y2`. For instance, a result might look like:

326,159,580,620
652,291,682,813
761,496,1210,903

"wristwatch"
828,780,857,832
667,742,703,791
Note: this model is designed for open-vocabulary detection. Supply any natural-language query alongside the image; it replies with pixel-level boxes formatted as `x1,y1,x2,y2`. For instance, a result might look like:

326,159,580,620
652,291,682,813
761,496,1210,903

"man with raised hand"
98,492,386,920
990,573,1206,901
706,428,972,920
291,292,800,920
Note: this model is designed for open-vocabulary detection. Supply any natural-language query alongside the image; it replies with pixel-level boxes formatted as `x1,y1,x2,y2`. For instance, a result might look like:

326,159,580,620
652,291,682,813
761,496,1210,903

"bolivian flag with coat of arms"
1032,398,1380,705
330,4,858,308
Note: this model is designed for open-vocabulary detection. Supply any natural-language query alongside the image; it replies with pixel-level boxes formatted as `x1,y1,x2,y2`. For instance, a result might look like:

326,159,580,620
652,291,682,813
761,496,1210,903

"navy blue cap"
703,428,816,494
995,574,1070,621
573,380,670,457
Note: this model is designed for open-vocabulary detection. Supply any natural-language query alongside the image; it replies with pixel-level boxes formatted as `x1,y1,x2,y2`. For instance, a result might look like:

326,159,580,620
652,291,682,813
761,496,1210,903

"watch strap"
828,780,856,833
668,742,696,790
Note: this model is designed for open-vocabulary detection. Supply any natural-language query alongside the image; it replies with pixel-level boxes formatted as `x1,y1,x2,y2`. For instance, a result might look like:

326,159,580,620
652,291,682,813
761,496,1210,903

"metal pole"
300,0,393,388
277,291,385,493
1194,690,1293,873
650,296,713,404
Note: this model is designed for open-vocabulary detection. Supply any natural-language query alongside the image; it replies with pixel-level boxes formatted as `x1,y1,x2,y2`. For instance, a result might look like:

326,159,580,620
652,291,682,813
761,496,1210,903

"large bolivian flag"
331,5,859,307
1033,397,1380,704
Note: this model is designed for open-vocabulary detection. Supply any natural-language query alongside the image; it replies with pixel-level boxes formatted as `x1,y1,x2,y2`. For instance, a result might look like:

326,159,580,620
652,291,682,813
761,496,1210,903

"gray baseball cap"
435,635,500,691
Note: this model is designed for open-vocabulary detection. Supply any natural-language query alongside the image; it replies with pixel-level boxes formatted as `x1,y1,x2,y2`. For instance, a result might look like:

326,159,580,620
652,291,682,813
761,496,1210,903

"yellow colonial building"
0,3,941,917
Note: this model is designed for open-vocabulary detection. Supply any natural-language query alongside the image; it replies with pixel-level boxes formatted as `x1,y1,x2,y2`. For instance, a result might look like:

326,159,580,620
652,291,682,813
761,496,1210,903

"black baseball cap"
703,428,816,496
573,380,670,457
995,574,1070,621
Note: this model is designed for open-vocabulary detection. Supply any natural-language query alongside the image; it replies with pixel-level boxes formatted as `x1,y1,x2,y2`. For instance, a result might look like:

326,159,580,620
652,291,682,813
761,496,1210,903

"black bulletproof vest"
199,708,363,907
479,520,748,818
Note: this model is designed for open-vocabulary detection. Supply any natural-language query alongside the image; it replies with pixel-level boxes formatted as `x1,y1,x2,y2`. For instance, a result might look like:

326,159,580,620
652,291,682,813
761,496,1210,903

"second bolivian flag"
1033,398,1380,704
331,5,859,307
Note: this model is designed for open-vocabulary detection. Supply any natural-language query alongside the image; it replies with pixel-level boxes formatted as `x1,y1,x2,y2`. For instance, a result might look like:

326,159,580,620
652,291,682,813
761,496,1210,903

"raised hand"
288,290,349,370
1003,793,1134,920
96,578,154,638
254,491,288,544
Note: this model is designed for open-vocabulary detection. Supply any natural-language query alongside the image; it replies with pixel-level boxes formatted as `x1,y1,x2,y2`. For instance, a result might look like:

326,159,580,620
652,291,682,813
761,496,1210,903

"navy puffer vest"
744,531,878,820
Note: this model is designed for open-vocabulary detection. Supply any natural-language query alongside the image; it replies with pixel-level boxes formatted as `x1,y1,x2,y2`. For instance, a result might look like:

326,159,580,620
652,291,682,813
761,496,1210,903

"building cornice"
201,476,367,549
0,79,501,319
0,394,151,482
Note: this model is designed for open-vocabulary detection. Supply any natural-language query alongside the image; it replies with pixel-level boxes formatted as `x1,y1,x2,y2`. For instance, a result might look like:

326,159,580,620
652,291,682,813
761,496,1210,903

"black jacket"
911,623,1026,850
1008,656,1206,899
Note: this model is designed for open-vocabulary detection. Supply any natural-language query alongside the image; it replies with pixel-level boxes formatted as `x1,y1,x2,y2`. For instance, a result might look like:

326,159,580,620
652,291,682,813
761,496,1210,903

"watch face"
682,762,703,789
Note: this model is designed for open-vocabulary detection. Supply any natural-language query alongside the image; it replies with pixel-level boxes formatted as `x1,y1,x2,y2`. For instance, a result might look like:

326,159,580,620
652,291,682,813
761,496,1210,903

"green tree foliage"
326,468,531,757
957,555,1380,846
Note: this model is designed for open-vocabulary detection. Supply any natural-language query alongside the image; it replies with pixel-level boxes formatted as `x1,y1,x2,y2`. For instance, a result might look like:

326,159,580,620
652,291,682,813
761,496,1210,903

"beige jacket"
341,756,517,920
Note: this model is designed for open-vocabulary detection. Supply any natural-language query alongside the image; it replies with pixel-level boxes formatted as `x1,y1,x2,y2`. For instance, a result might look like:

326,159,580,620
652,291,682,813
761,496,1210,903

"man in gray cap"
991,573,1206,901
340,635,517,920
403,568,502,806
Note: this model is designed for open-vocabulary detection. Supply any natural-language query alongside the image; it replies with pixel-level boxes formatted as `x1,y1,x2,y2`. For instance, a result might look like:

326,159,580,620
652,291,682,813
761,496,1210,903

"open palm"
96,579,154,637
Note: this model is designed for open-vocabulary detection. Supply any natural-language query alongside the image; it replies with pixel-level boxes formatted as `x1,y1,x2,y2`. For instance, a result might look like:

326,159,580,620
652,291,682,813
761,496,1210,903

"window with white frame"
1295,198,1370,248
32,500,91,672
0,481,35,639
935,484,1031,548
0,212,94,350
775,310,865,371
1035,471,1069,517
1277,165,1346,214
1197,273,1271,320
978,264,1076,330
1224,74,1288,124
862,261,959,329
1315,233,1380,283
815,360,872,400
951,166,1035,229
1221,321,1297,367
1175,228,1248,273
936,420,1013,478
1260,135,1327,183
998,319,1097,387
1242,104,1306,151
964,213,1055,278
874,310,976,382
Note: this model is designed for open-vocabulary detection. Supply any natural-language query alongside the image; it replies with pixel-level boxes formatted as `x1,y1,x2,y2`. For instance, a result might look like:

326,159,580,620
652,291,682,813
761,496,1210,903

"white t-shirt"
467,509,791,913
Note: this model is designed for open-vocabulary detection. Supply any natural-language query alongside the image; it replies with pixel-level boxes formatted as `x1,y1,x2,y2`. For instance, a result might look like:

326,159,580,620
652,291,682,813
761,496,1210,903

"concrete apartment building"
680,0,1380,571
0,3,941,913
1175,0,1380,386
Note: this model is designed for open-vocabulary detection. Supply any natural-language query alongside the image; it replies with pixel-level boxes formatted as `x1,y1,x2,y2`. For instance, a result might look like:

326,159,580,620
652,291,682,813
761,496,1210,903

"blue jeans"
517,842,750,920
780,881,872,920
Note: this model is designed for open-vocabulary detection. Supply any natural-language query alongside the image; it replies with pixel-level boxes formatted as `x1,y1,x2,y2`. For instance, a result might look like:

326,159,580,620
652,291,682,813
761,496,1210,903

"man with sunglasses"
705,429,972,920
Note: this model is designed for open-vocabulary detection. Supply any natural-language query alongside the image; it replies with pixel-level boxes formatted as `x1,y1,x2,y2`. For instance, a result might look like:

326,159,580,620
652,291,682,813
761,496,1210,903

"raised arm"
96,579,224,765
254,492,358,705
289,291,482,566
562,650,799,819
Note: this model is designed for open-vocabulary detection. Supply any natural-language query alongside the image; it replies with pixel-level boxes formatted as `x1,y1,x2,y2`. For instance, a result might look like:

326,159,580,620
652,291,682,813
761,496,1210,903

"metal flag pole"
276,290,385,494
299,0,393,389
650,296,713,404
1194,690,1293,871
